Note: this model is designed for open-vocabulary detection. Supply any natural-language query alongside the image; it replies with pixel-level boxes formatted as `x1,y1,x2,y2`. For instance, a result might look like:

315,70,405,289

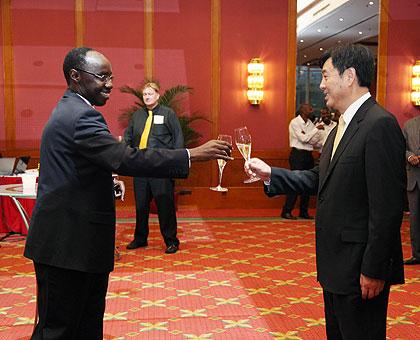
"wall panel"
385,0,420,125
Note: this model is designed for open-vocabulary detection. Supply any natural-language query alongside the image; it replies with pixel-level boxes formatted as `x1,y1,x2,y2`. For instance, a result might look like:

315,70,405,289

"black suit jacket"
124,105,184,150
266,97,406,294
24,90,189,273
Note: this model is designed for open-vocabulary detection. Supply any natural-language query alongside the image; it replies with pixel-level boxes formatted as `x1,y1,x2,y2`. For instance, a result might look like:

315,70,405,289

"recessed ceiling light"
300,39,304,43
368,1,374,5
338,40,342,43
317,28,322,33
339,18,344,22
359,31,363,35
319,47,324,51
304,55,307,58
307,62,311,66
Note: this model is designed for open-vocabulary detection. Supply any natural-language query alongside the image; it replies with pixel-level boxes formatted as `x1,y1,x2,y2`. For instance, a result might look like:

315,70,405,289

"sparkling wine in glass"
234,126,260,183
210,134,232,192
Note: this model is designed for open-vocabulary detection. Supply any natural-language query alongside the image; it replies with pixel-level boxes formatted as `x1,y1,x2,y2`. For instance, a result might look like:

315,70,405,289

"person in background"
281,103,323,220
402,114,420,265
24,47,232,340
245,44,405,340
315,107,337,153
124,82,183,254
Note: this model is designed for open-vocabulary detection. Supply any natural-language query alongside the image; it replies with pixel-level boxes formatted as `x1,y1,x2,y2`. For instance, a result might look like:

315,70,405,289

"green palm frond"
159,85,192,113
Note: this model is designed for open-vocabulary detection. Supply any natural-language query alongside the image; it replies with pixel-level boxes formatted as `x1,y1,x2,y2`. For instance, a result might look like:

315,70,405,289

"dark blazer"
403,115,420,191
24,90,189,274
124,105,184,150
266,97,406,294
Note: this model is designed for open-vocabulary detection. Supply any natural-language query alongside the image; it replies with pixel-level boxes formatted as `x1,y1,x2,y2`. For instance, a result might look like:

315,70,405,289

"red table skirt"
0,176,36,235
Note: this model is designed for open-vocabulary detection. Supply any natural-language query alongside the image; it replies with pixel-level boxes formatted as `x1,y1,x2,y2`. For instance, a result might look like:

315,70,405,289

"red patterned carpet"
0,210,419,339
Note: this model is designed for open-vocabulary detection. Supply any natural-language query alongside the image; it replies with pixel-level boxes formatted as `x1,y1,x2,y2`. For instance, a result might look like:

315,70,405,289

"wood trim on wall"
210,0,221,140
75,0,85,46
376,0,389,106
286,0,297,124
144,0,154,80
1,0,16,149
210,0,221,186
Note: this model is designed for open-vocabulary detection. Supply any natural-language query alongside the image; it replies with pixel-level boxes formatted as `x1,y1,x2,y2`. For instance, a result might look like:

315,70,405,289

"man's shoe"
126,240,148,250
281,212,297,220
165,244,179,254
299,213,314,220
404,257,420,265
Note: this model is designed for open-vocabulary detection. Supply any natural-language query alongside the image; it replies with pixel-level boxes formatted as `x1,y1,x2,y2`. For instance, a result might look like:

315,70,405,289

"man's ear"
345,67,357,86
69,69,80,83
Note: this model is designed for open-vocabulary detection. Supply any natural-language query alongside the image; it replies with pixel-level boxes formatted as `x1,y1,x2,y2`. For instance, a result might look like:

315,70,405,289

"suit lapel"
319,97,376,193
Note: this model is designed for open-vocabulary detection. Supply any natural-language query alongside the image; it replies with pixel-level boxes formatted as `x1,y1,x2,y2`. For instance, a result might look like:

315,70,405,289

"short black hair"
319,44,374,87
63,47,94,85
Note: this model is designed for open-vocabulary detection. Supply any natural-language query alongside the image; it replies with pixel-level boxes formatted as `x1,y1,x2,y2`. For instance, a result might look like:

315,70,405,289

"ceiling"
297,0,379,66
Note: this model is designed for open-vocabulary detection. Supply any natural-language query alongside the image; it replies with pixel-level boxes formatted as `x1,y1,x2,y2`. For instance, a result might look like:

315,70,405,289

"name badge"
154,115,164,124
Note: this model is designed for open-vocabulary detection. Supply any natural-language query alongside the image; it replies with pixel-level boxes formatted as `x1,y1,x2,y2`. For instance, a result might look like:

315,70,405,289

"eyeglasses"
75,68,113,83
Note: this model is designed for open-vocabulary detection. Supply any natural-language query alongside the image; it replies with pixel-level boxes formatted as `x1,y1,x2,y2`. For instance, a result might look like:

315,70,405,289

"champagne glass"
234,126,260,183
210,134,232,192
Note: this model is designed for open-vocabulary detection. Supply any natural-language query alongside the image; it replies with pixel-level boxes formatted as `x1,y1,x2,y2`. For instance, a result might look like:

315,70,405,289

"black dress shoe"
404,257,420,265
165,244,179,254
126,240,148,250
299,213,314,220
281,212,297,220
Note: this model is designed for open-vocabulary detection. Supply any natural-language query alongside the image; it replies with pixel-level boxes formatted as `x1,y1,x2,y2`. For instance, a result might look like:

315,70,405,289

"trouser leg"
151,178,179,246
323,286,390,340
133,177,151,243
408,184,420,258
31,262,109,340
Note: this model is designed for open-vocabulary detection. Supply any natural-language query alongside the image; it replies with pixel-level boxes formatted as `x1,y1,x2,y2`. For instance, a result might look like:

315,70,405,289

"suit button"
319,197,324,203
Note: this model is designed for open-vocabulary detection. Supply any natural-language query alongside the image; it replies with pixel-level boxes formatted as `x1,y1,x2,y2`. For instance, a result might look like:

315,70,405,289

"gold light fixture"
247,58,264,105
411,60,420,106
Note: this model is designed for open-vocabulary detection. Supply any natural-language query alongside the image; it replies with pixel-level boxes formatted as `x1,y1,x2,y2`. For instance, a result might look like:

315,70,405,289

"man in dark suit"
23,47,232,340
245,44,406,339
402,115,420,265
124,82,184,254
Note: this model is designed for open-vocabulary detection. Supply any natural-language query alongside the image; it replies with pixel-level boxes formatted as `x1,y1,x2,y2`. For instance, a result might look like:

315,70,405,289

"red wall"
385,0,420,125
1,0,290,151
220,0,289,150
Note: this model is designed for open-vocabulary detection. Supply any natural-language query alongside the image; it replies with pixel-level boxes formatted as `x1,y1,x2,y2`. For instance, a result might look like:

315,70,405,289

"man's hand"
360,274,385,300
408,155,419,166
244,158,271,182
113,179,125,201
189,140,233,162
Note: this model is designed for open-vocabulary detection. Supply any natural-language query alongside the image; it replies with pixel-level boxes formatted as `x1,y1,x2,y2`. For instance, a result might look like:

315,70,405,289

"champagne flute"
210,134,232,192
234,126,260,183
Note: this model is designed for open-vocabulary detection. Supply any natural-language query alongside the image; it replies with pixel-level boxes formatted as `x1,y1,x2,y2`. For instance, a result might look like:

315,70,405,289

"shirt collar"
341,92,371,126
75,93,94,107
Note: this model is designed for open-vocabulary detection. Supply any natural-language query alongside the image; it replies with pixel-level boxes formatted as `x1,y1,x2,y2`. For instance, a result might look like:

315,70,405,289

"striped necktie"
139,110,153,149
331,115,345,159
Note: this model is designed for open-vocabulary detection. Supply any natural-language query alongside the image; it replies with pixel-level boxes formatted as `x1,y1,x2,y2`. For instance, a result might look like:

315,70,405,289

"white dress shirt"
341,92,371,134
289,115,321,151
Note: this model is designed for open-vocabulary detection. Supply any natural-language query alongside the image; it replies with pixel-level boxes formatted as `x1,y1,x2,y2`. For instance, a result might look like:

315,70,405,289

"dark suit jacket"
124,105,184,150
266,97,406,294
403,115,420,191
24,90,189,274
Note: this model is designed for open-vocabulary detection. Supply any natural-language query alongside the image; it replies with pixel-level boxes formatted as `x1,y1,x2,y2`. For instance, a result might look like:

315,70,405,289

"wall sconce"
247,58,264,105
411,60,420,106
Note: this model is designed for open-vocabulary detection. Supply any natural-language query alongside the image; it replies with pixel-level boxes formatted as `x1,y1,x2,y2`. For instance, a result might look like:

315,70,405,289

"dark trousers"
408,183,420,258
31,262,109,340
282,148,314,215
323,286,390,340
133,177,179,247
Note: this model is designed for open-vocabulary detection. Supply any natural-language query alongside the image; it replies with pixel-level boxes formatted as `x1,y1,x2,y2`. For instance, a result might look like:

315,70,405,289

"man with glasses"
24,47,232,340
